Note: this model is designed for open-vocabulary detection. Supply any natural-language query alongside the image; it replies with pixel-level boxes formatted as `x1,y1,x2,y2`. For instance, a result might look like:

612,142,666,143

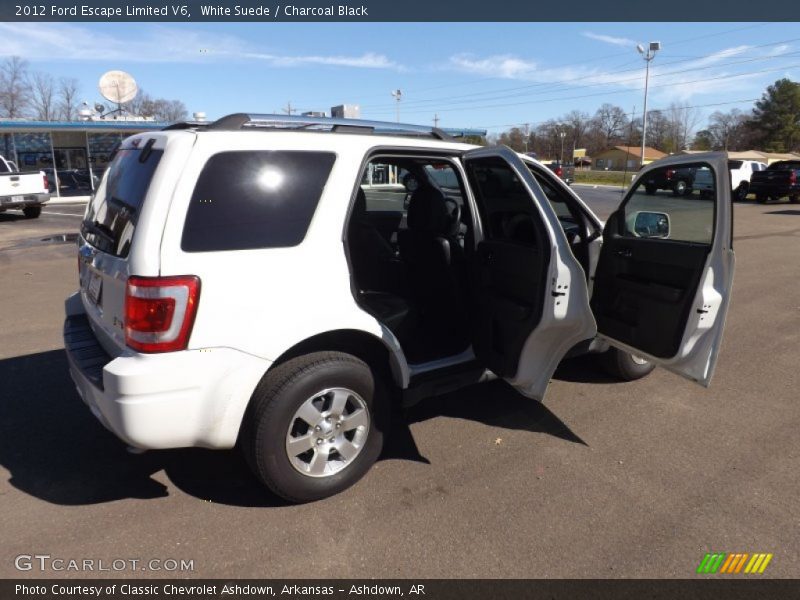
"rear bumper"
0,192,50,209
63,292,270,450
748,183,799,197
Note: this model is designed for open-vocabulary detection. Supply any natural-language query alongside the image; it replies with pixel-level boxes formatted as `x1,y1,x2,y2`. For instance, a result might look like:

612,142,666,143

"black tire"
736,183,749,202
645,184,656,195
23,206,41,219
242,352,386,503
672,180,689,196
756,194,768,204
599,348,655,381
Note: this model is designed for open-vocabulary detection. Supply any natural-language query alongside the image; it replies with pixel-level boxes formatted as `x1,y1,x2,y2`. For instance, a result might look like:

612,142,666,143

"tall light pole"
391,89,402,122
637,41,660,168
558,128,566,163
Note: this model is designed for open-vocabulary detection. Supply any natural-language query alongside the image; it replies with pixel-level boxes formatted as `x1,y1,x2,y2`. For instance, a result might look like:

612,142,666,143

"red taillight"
666,169,675,180
124,275,200,353
556,166,563,177
43,174,48,191
790,170,797,184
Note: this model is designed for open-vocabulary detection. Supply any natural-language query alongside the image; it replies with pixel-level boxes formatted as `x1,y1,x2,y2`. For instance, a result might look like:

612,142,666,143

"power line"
362,40,800,114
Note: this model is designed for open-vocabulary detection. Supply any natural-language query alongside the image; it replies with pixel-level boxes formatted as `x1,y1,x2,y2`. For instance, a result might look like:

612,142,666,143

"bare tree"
666,102,702,153
563,110,590,158
0,56,31,118
707,109,750,151
30,72,56,120
58,77,80,120
590,103,629,149
124,91,187,122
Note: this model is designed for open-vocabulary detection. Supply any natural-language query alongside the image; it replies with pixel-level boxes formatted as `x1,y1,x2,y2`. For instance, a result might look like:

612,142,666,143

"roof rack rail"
204,113,458,140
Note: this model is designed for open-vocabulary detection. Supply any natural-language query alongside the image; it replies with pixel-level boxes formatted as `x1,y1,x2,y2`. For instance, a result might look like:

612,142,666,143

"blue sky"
1,22,797,132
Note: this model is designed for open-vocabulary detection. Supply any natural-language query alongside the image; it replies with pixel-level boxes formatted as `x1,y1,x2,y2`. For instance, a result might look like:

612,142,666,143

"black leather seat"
348,189,411,337
398,185,468,354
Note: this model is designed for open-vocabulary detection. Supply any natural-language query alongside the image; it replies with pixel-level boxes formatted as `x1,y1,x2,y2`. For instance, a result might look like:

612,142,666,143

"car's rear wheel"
600,348,655,381
23,206,41,219
672,179,689,196
756,194,768,204
242,352,385,503
736,182,749,202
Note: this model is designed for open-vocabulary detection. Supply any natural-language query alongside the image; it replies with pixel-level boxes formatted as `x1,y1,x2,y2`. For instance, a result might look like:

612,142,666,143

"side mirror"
632,211,670,239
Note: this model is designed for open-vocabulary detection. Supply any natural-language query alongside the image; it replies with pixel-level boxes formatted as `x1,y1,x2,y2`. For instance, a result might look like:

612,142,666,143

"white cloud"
582,32,637,47
0,23,402,70
444,43,790,106
449,54,538,79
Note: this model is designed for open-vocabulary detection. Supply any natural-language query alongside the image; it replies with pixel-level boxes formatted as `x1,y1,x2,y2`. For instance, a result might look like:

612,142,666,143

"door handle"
615,248,632,258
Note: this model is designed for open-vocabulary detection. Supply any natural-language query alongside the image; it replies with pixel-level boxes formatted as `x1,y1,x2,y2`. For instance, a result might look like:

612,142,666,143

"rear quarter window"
181,151,336,252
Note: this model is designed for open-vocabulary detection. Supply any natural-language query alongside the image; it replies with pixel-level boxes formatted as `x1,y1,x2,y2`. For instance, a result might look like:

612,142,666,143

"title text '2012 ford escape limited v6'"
64,114,734,503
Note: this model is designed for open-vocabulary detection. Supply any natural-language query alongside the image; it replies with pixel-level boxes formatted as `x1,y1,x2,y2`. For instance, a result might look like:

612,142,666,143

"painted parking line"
43,211,83,217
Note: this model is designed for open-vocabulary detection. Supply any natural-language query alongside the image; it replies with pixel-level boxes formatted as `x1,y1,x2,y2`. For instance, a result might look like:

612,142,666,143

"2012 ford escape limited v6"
64,114,734,503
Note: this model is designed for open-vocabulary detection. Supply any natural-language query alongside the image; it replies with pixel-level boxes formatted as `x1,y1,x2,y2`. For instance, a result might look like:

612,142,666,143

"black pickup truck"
749,160,800,204
643,166,697,196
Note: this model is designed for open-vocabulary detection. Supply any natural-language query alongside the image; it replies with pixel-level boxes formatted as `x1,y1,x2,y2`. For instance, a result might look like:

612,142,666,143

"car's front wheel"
600,348,655,381
242,352,385,503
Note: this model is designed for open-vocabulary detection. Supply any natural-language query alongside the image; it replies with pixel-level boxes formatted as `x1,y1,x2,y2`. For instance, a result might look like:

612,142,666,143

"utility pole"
637,41,661,167
391,89,402,123
433,113,439,128
283,101,295,115
523,123,530,153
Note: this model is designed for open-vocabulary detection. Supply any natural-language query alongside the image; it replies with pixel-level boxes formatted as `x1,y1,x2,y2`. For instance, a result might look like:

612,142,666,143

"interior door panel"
591,154,734,385
591,212,710,358
472,239,547,377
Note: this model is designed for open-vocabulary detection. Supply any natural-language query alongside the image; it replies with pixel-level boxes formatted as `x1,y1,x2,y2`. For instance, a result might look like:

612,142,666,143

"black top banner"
1,0,798,22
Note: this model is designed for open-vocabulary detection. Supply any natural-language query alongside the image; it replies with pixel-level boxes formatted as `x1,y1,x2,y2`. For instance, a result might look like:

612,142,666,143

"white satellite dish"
98,70,138,105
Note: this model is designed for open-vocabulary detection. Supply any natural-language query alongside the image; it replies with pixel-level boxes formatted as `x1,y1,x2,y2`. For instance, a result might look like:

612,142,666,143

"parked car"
643,166,698,196
544,160,575,185
43,168,99,193
64,114,734,503
728,160,767,201
693,160,767,201
749,160,800,204
0,154,49,218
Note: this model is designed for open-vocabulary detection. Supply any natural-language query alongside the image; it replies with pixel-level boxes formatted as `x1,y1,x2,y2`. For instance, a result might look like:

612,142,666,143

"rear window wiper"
83,220,115,244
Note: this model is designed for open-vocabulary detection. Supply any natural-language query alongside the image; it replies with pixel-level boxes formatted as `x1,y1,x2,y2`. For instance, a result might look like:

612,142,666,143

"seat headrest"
407,186,458,236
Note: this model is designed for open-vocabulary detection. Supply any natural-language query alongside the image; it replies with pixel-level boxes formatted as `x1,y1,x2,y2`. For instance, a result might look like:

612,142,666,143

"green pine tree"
752,78,800,153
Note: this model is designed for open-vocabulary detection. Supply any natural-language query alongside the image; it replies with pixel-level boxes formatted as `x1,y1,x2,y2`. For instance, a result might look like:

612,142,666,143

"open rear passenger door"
591,152,734,386
461,146,597,400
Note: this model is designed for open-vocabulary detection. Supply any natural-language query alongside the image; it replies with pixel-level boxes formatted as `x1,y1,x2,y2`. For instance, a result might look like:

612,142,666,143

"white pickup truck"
694,159,767,201
0,155,50,219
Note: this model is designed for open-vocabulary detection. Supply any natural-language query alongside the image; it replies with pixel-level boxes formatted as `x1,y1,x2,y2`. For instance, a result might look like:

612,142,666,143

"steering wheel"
443,198,461,232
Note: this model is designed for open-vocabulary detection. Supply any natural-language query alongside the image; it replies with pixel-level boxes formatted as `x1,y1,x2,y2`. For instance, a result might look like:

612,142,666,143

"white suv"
64,114,734,503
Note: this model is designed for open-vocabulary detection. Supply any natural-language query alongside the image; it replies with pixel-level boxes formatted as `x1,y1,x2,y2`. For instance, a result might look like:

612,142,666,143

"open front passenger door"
591,152,734,386
461,146,597,400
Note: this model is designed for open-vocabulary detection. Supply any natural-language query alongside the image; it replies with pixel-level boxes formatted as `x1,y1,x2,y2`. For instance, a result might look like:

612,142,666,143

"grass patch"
574,170,636,187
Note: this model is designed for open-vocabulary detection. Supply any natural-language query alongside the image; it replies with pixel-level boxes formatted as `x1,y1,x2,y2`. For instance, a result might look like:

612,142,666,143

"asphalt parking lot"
0,189,798,579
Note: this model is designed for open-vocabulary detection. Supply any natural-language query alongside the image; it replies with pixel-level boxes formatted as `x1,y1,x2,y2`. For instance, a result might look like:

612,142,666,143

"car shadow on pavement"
765,209,800,215
0,213,27,223
1,349,586,509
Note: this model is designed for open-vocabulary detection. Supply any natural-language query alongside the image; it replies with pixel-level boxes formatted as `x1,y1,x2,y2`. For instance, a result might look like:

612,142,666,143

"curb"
47,196,90,205
572,183,627,190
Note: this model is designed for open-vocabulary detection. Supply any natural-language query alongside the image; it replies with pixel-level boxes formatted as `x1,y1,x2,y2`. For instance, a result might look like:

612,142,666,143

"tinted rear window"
181,151,335,252
728,160,743,169
81,146,163,258
768,161,800,170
